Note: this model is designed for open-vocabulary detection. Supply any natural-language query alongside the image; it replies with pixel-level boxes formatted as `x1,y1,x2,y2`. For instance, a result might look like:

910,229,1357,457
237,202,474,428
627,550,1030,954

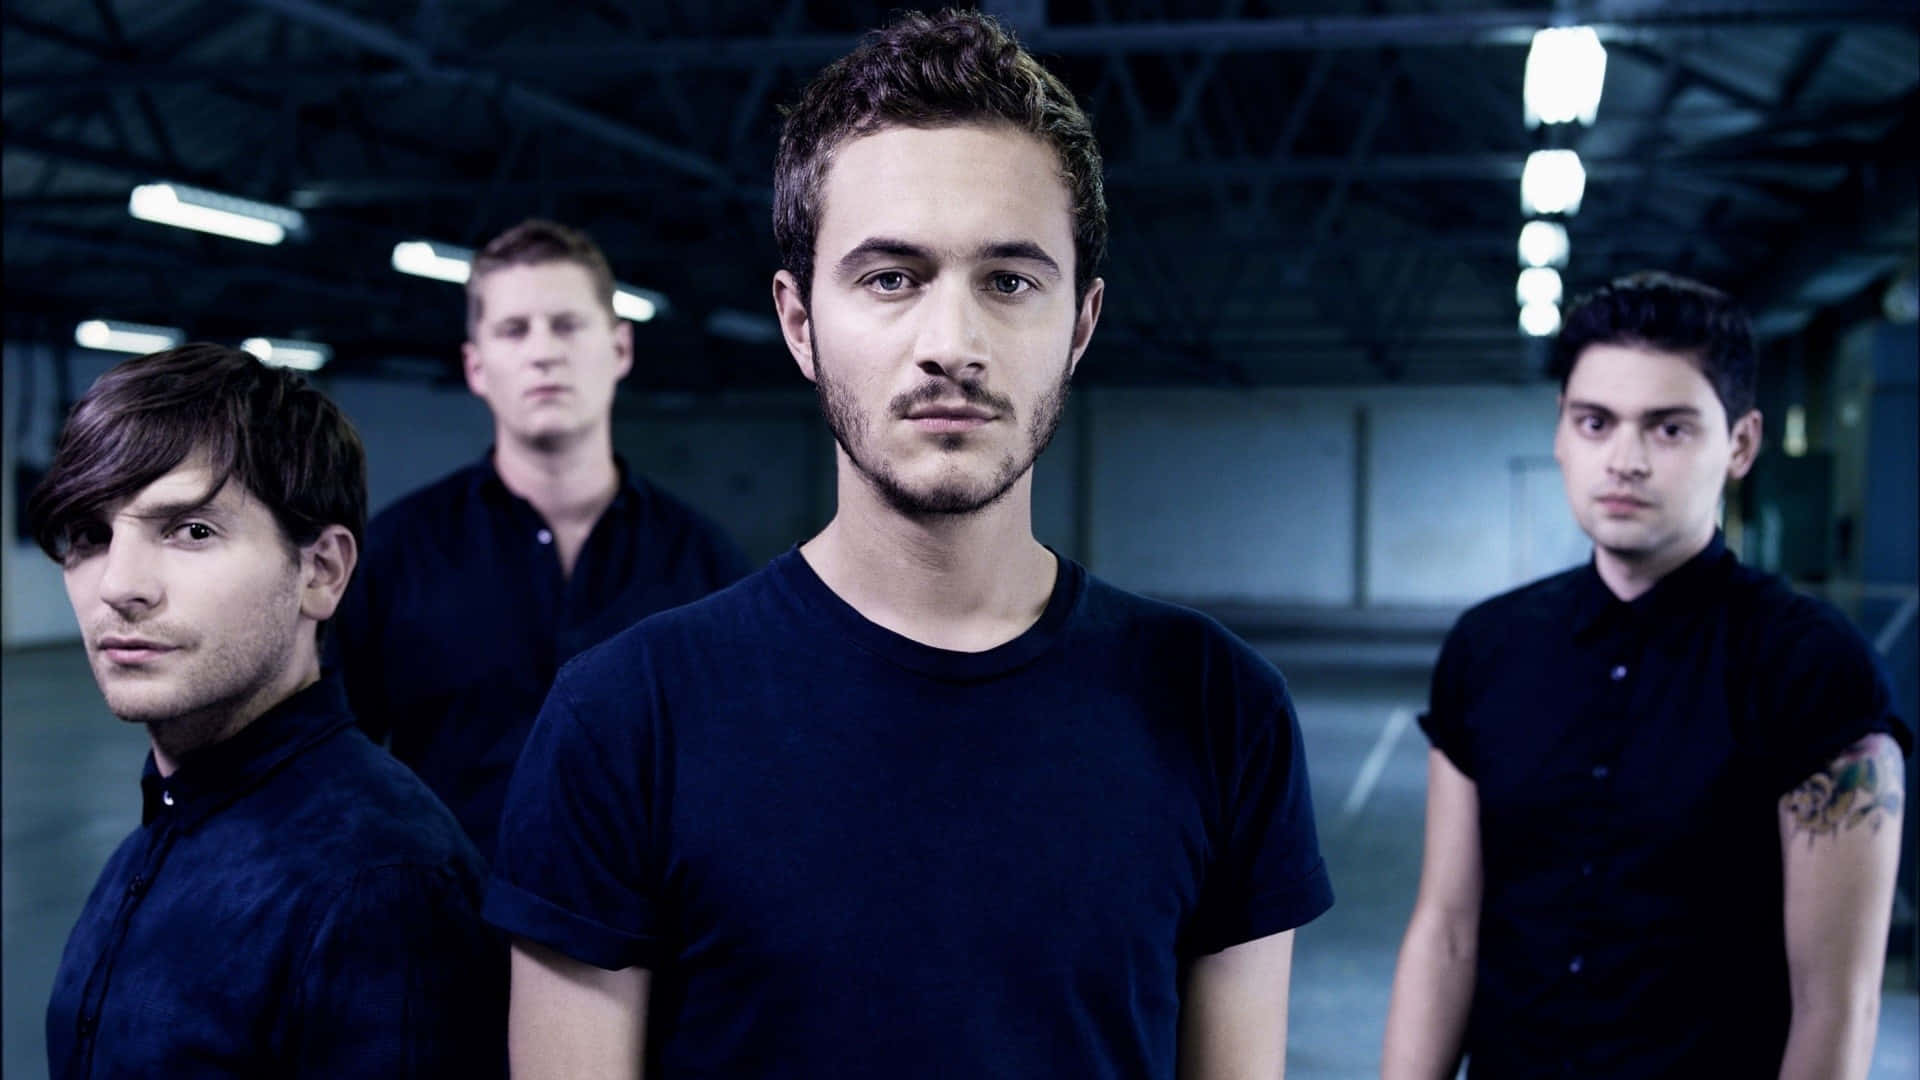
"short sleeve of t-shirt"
484,662,661,970
1184,655,1335,955
1418,622,1474,779
1752,597,1912,797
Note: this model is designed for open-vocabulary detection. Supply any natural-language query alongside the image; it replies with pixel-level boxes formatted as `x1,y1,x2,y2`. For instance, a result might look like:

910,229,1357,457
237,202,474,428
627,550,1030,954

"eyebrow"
833,236,1063,280
1566,401,1704,422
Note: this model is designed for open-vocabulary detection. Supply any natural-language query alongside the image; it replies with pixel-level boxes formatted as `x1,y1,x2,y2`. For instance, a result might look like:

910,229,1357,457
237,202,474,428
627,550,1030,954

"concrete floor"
5,642,1916,1077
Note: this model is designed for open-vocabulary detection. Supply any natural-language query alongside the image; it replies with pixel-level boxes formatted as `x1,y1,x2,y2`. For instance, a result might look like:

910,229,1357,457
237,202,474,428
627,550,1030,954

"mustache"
888,380,1016,419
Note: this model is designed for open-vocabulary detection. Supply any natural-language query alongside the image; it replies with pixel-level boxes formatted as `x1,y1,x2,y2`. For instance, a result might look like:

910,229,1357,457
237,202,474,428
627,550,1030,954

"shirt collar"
1573,529,1732,638
470,448,646,517
138,676,353,830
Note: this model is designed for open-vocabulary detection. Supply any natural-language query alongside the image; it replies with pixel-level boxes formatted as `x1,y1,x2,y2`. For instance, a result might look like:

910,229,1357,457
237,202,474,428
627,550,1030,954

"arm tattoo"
1782,734,1906,842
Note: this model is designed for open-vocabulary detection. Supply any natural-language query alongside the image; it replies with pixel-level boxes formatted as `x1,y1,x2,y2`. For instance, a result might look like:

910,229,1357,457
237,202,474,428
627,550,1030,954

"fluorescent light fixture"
1783,404,1808,457
613,286,665,323
1524,27,1607,128
1516,267,1564,307
1519,301,1562,337
128,182,303,245
1518,220,1571,268
74,319,185,354
391,240,473,283
1521,150,1586,216
241,337,332,371
706,308,783,345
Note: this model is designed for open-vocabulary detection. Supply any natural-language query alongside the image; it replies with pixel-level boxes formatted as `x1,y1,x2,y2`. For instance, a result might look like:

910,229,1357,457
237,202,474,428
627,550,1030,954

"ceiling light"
614,286,664,323
74,319,185,354
1524,27,1607,128
241,337,332,371
1521,150,1586,216
1519,301,1562,337
128,182,303,245
391,240,473,283
1516,267,1564,307
1518,220,1571,268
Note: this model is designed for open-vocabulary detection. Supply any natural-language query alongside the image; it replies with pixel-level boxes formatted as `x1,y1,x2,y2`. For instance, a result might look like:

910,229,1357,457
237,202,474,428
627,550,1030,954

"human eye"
494,319,528,339
167,521,217,545
985,272,1034,297
861,270,916,296
1574,412,1607,435
1654,421,1692,444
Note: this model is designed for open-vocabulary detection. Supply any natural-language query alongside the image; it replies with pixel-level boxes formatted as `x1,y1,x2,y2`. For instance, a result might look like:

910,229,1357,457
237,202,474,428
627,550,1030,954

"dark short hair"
773,8,1107,304
467,219,617,333
26,344,367,563
1553,270,1757,425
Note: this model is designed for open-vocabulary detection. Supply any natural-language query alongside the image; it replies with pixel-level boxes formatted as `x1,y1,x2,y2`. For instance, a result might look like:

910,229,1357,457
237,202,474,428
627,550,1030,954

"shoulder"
1453,564,1585,640
1076,571,1292,703
362,464,488,553
631,479,751,576
285,727,486,876
557,562,783,694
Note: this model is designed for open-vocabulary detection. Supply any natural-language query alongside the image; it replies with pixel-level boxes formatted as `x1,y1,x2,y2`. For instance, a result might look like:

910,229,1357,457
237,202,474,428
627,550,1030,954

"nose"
1605,428,1651,480
94,536,163,618
526,320,567,368
912,278,988,381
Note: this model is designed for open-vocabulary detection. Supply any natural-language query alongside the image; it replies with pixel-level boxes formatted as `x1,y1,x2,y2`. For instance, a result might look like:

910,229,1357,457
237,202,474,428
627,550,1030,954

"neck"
149,641,321,778
800,456,1057,653
490,426,621,527
1593,520,1717,603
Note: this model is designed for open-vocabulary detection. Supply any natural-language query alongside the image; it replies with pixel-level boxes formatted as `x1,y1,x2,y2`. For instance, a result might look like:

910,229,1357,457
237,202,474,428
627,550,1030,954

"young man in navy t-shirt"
484,11,1334,1077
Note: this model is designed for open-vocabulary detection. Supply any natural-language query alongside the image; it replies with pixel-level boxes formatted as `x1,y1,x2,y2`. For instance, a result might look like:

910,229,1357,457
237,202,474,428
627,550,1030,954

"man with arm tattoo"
1382,271,1912,1079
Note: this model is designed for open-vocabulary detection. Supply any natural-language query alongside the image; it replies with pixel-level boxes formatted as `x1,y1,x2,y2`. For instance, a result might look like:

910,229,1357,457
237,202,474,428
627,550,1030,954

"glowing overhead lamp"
390,240,474,283
1518,220,1571,268
129,182,303,245
1519,301,1562,338
74,319,185,354
613,286,664,323
1524,27,1607,128
1521,150,1586,216
242,337,332,371
1516,267,1564,308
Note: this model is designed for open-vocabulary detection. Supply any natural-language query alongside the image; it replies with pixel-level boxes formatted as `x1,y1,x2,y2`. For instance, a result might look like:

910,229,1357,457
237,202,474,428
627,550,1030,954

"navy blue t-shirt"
486,548,1333,1078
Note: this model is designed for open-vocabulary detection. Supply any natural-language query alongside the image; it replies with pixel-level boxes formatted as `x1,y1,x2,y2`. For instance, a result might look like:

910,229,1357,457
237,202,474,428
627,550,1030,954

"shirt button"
1568,955,1584,974
1591,764,1610,780
1581,862,1594,877
127,875,146,898
1609,664,1627,681
77,1014,95,1037
536,529,553,545
161,790,174,807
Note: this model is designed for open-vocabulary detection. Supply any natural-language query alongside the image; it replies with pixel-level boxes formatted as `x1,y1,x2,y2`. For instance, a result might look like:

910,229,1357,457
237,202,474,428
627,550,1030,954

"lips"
1595,494,1652,512
95,636,178,664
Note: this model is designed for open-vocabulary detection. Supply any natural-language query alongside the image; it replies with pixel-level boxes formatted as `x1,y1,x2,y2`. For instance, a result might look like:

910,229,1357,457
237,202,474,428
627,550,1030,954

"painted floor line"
1342,705,1416,820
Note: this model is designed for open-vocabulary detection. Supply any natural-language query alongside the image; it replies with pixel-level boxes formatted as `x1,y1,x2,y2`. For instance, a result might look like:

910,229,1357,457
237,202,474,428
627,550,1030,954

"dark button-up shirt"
329,453,751,860
46,676,505,1079
1421,532,1911,1078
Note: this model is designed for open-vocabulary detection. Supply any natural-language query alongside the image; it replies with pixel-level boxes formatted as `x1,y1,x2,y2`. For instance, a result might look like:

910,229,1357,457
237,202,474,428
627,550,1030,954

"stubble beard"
93,574,306,762
810,325,1074,520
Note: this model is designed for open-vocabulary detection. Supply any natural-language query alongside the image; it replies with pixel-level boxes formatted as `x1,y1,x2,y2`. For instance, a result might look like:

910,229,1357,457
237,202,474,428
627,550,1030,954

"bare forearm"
1778,994,1879,1080
1382,917,1475,1080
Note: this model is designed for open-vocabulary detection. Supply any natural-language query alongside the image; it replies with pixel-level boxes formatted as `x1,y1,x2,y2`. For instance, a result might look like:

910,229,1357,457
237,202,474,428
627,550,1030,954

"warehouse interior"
4,1,1916,1076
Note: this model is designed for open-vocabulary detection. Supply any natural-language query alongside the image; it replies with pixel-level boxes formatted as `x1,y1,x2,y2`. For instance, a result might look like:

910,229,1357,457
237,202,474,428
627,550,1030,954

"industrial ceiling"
4,0,1916,390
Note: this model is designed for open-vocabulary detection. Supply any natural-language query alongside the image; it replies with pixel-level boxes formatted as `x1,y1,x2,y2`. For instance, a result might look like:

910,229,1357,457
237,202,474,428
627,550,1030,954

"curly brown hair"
773,8,1106,305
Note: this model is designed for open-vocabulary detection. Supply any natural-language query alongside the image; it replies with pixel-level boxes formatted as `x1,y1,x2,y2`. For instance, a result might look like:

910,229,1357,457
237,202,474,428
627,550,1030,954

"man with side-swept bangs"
29,345,504,1079
486,10,1332,1079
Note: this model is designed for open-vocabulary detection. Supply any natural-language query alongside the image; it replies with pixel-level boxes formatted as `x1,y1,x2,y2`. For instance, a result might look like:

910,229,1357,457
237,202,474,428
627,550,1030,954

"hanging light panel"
1524,27,1607,128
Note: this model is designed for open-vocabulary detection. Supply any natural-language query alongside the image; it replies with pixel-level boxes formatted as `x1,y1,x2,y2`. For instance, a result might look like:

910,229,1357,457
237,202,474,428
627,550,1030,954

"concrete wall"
3,346,1590,647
